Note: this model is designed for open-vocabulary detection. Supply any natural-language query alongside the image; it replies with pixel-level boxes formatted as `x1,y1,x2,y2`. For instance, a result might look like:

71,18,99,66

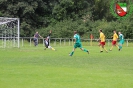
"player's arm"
39,34,43,38
111,35,113,38
116,34,118,41
34,34,35,38
48,30,52,36
98,34,102,41
46,30,52,39
73,35,76,44
73,38,76,44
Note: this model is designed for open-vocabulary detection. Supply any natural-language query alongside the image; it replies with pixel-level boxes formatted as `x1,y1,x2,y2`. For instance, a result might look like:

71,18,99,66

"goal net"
0,17,20,48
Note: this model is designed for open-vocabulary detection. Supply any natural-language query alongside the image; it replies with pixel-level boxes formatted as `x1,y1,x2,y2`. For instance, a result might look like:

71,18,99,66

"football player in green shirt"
118,32,124,51
69,31,89,56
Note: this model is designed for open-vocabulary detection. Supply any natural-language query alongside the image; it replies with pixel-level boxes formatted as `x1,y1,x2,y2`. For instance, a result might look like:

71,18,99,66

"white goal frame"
0,17,20,48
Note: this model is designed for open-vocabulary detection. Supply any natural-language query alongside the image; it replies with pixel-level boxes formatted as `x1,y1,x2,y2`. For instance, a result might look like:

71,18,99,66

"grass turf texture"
0,46,133,88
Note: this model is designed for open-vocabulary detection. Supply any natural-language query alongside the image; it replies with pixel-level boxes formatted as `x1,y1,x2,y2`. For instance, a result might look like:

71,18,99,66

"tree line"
0,0,133,39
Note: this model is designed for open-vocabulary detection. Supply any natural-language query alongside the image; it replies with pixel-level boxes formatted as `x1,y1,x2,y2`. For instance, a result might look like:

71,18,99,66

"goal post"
0,17,20,48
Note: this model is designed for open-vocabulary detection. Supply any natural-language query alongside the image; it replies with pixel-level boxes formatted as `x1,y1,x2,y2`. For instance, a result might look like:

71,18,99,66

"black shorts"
34,38,37,42
44,40,49,48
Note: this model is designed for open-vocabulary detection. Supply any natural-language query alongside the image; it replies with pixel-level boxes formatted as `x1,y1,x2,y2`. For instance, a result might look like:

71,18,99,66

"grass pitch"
0,45,133,88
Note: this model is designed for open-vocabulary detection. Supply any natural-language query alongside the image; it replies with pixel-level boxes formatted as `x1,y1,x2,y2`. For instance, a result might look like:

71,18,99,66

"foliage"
0,0,133,38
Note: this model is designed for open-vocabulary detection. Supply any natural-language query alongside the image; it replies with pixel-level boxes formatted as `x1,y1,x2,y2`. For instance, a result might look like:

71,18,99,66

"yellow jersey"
113,33,118,41
100,32,105,42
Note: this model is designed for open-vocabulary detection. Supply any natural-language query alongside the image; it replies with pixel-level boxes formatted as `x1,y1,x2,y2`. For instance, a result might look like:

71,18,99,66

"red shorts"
112,41,117,45
100,42,105,46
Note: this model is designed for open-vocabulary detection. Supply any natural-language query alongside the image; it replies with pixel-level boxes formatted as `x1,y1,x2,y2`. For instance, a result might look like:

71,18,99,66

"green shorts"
74,43,82,48
119,40,124,44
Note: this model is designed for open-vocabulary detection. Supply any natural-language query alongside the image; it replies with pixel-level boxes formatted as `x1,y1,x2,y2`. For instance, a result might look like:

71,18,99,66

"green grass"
0,45,133,88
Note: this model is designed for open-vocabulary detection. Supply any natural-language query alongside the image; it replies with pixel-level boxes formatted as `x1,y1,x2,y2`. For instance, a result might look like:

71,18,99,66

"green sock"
83,48,88,52
70,51,74,56
119,46,122,49
120,46,122,49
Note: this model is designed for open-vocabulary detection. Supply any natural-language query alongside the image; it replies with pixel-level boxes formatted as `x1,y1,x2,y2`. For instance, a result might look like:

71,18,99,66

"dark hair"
74,31,77,34
99,29,102,32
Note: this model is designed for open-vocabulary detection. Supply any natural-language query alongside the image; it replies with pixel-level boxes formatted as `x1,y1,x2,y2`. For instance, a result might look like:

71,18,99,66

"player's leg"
36,39,38,46
69,44,77,56
100,46,103,52
80,48,89,54
33,38,35,46
116,44,119,49
114,41,119,49
48,46,55,51
69,48,76,56
47,41,55,51
101,42,108,53
79,44,89,54
118,43,122,51
34,38,37,46
109,41,114,51
110,41,119,51
118,40,124,51
44,45,48,50
102,45,108,52
118,41,124,51
51,47,55,51
35,40,38,46
109,45,114,51
99,42,103,52
44,40,48,50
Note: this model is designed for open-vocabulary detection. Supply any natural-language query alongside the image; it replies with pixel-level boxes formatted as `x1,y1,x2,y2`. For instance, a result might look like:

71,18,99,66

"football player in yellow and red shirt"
98,29,108,53
109,30,119,51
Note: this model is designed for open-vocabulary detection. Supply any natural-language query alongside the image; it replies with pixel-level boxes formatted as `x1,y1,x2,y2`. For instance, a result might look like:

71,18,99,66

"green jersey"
74,34,81,43
119,34,124,40
119,34,124,44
